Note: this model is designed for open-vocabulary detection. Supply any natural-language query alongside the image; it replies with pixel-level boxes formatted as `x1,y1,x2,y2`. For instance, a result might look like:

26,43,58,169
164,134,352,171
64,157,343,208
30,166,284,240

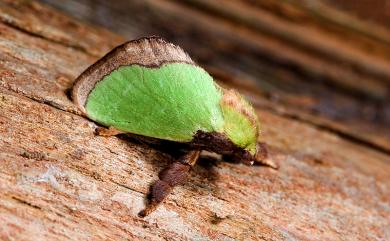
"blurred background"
37,0,390,153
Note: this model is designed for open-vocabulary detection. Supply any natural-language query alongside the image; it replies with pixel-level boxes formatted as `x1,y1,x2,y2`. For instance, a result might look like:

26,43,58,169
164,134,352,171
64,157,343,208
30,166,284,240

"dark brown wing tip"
71,36,194,112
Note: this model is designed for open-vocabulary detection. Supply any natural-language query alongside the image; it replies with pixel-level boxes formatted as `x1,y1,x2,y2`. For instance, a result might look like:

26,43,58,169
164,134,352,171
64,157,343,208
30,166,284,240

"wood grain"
0,0,389,240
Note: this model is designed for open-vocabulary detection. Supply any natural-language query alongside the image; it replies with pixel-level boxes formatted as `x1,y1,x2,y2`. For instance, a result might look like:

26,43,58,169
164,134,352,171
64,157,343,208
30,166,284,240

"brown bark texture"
0,0,389,240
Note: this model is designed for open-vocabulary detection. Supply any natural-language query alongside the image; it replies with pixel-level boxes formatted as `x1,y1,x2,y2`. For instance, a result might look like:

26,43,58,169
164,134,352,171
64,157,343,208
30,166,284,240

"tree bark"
0,1,389,240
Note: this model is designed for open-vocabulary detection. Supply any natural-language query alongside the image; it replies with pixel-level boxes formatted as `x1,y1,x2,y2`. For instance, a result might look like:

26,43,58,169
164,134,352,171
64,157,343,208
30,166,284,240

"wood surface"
0,0,389,240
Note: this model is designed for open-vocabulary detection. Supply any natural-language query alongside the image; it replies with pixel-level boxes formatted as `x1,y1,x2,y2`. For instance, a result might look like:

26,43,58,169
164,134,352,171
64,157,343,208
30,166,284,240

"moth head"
220,89,260,163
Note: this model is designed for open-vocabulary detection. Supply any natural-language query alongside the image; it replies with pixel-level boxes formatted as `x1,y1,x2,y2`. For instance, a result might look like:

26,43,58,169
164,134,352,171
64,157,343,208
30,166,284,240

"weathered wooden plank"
0,1,389,240
1,85,389,240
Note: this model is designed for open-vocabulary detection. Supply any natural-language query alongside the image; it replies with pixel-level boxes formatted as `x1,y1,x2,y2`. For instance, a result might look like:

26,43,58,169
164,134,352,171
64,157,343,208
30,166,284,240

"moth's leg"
138,149,201,217
95,126,124,136
255,142,278,169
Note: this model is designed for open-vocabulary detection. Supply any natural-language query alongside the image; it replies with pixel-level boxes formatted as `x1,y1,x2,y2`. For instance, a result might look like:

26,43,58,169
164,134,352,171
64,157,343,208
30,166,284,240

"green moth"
72,37,276,217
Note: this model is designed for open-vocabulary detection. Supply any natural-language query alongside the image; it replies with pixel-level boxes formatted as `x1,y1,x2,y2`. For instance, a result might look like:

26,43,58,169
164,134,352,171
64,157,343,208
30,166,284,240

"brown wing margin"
71,36,194,114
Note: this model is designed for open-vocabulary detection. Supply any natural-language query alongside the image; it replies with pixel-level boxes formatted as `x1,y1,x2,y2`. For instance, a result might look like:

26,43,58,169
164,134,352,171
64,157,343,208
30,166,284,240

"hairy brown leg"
95,126,125,136
138,149,201,217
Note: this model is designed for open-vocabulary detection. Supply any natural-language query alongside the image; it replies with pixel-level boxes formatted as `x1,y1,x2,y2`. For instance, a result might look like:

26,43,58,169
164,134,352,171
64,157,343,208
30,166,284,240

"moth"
72,37,277,217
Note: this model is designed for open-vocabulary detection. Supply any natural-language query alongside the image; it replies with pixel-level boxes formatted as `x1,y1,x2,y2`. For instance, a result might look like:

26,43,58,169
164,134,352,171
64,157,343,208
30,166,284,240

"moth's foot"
139,150,200,217
138,180,172,217
95,126,124,136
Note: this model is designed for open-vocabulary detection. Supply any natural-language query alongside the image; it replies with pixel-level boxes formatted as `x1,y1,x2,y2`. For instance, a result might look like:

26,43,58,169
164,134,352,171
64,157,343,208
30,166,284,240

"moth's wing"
84,63,224,142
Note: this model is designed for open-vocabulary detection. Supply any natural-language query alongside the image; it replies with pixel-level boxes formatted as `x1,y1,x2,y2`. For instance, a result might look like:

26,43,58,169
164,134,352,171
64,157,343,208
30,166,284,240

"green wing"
85,63,224,142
